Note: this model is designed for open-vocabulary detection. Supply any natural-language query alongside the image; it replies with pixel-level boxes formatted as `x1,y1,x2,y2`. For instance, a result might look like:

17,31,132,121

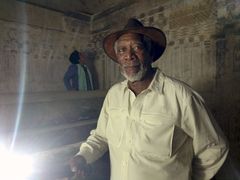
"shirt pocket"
106,108,126,147
143,113,173,126
135,113,175,159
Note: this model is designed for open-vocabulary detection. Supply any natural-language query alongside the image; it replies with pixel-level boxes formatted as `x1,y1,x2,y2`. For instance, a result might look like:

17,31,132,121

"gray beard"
121,64,147,82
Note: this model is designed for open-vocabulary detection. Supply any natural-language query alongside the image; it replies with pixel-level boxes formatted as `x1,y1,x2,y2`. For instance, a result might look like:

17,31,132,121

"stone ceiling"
17,0,136,17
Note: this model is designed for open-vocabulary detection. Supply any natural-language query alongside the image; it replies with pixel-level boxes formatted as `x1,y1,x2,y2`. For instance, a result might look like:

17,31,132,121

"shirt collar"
148,68,164,94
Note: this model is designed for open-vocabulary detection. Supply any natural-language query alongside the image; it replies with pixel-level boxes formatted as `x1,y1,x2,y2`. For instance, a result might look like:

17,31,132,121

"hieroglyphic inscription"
169,0,215,29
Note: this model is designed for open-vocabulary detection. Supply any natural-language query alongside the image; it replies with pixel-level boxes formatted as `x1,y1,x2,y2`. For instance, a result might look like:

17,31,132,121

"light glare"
0,146,33,180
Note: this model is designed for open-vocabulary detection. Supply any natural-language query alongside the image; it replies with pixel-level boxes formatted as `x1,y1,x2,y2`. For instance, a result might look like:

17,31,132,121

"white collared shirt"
78,68,228,180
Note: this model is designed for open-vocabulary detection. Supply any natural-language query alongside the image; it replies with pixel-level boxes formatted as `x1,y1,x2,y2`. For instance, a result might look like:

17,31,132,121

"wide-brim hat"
103,18,167,63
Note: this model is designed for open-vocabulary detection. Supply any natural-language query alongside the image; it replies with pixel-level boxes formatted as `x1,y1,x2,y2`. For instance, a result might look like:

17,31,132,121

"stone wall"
0,0,92,93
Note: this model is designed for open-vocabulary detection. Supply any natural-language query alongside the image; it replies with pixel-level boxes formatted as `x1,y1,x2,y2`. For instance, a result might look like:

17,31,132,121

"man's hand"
69,155,89,179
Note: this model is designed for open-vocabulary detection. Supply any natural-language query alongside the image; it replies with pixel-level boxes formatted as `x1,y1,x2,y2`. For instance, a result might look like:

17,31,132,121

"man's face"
115,33,152,82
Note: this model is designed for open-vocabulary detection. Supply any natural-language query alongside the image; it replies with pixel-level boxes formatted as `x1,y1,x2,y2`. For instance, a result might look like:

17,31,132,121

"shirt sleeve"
76,93,109,163
182,92,229,180
63,65,78,90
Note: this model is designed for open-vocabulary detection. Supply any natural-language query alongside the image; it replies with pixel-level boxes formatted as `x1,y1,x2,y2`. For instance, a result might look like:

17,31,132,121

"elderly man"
69,18,228,180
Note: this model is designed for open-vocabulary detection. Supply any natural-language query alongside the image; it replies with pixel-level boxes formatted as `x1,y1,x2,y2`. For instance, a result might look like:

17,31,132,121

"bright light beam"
10,3,28,151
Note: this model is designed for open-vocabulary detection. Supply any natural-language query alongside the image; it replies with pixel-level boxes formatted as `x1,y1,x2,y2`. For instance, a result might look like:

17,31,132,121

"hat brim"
103,27,166,63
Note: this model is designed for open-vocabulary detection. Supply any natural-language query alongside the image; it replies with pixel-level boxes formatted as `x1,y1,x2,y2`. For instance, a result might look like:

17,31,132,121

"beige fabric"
77,69,228,180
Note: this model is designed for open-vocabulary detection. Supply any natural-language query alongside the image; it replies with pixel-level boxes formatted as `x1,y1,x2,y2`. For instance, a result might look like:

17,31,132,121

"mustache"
122,62,141,68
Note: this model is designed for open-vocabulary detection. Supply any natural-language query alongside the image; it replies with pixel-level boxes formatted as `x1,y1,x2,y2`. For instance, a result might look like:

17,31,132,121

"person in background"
64,50,94,91
69,18,229,180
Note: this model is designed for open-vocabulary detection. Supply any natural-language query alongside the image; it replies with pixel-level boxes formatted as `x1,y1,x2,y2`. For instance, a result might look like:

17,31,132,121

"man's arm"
75,93,110,163
64,65,78,90
69,94,110,178
183,92,229,180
